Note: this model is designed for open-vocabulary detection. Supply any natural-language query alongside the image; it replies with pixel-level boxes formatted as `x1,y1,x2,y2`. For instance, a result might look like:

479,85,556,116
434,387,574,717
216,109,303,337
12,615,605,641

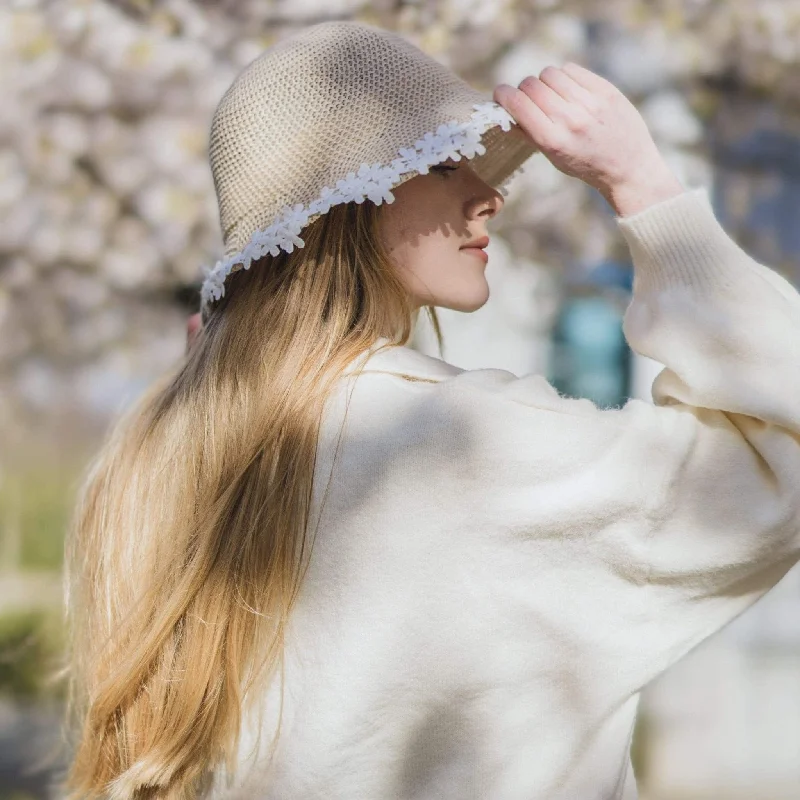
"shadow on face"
377,161,505,312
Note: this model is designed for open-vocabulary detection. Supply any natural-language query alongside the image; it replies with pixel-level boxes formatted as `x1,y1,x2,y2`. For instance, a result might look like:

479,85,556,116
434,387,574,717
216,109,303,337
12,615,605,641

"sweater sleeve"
611,188,800,681
431,187,800,691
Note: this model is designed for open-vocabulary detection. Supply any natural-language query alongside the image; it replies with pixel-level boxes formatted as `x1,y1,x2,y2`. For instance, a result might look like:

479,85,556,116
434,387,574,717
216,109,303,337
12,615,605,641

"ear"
186,312,202,354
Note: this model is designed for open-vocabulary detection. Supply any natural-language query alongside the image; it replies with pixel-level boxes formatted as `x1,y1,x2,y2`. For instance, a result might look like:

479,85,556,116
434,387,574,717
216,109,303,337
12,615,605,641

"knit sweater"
211,188,800,800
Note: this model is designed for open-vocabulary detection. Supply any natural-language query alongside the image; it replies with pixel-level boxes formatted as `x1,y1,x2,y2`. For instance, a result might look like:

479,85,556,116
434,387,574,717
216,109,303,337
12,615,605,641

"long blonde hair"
62,200,443,799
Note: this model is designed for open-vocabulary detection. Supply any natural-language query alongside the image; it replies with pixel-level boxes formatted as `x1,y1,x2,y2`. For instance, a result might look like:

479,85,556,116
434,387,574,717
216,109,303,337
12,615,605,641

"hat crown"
211,22,480,253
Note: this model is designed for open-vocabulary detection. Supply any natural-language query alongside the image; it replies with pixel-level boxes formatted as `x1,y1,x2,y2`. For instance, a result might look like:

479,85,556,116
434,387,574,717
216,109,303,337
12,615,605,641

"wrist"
602,168,685,218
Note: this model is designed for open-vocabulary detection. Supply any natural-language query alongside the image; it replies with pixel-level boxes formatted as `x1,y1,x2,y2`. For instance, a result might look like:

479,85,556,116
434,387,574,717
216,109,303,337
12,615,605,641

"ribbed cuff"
616,188,749,297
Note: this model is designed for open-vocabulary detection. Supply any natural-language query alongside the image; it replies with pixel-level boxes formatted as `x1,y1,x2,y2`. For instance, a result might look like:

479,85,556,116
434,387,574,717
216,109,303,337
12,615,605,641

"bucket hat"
201,20,538,308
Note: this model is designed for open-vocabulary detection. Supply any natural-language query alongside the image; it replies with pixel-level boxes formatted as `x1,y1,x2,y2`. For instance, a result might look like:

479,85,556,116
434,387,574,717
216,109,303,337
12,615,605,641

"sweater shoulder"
343,351,641,434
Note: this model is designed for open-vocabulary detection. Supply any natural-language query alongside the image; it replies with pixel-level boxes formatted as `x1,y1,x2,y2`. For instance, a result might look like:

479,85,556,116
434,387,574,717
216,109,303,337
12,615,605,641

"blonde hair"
62,200,443,799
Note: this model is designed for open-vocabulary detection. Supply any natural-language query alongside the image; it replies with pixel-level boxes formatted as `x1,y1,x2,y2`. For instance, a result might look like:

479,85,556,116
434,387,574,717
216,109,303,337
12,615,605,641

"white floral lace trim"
201,101,518,306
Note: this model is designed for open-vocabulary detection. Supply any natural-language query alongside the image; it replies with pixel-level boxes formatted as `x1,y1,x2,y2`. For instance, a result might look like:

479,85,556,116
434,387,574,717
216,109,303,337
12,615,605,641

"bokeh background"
2,0,800,798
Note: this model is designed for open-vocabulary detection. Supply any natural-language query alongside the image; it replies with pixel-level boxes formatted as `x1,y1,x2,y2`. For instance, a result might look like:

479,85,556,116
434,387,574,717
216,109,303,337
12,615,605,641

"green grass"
0,466,80,572
0,608,66,700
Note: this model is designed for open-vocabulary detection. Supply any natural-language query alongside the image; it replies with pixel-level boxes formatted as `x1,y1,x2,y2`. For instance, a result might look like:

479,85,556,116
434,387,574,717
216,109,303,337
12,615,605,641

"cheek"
381,176,465,246
384,201,432,246
382,215,453,274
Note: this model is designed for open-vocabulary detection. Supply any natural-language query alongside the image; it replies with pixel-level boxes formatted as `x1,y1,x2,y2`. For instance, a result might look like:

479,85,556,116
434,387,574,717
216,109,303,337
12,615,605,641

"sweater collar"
342,336,463,381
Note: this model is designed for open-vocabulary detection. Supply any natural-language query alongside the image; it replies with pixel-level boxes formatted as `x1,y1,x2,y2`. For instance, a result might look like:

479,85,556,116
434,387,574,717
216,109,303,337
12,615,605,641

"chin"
440,283,490,313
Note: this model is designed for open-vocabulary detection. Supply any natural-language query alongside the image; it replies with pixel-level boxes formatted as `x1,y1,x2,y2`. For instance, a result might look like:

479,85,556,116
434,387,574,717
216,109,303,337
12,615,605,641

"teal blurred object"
549,293,630,409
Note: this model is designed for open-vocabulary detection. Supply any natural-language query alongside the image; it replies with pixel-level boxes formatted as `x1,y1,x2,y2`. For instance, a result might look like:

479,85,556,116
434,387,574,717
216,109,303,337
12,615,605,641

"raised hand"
494,64,685,216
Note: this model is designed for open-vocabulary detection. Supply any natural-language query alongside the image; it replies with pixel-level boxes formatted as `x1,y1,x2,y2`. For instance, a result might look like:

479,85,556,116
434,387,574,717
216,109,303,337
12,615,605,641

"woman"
63,20,800,800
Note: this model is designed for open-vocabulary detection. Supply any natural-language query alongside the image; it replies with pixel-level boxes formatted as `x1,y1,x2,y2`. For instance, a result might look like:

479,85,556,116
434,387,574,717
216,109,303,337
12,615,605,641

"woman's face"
378,159,505,312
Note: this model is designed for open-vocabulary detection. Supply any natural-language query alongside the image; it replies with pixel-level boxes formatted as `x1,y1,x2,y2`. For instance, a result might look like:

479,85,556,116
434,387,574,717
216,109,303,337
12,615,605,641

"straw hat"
201,20,538,308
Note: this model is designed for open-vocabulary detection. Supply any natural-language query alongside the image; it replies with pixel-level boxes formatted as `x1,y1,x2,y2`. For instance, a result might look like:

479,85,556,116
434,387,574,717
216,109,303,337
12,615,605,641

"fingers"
494,62,619,160
518,75,572,121
537,65,595,107
561,61,614,96
495,63,604,139
493,83,553,147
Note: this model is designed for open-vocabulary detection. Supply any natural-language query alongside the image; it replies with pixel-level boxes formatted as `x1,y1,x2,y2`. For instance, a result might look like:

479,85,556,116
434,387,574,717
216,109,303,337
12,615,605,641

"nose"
464,180,505,221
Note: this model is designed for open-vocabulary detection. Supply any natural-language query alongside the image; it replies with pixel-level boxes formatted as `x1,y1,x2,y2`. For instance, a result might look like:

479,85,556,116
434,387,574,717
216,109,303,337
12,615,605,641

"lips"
460,235,490,262
461,235,490,251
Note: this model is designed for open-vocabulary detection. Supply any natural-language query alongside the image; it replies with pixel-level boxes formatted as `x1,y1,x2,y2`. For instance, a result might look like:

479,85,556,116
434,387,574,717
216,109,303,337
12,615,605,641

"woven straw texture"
205,20,537,303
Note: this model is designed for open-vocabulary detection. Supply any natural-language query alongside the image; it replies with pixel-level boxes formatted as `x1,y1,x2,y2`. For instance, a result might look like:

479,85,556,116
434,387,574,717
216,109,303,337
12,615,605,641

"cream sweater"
213,188,800,799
